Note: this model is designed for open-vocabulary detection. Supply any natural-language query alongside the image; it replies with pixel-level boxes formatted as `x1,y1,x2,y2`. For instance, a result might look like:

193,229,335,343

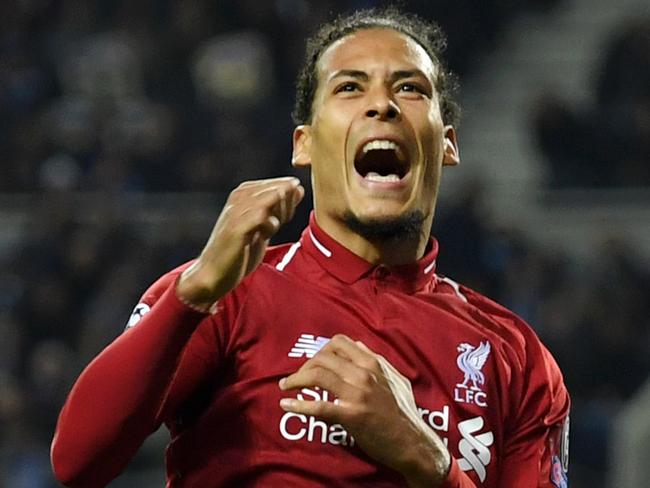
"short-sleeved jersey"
52,215,570,487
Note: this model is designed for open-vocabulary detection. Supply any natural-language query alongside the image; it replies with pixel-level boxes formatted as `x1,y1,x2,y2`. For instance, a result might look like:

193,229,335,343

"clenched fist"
176,177,304,311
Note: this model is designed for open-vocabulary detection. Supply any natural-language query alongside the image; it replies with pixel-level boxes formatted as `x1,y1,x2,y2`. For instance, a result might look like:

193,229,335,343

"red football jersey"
52,215,570,487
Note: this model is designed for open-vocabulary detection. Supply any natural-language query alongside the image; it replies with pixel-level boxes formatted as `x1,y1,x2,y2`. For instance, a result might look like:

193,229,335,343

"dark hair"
292,7,460,127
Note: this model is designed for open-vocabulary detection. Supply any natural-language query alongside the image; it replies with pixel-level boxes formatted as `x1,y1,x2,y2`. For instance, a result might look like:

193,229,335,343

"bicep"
499,416,570,487
500,341,570,488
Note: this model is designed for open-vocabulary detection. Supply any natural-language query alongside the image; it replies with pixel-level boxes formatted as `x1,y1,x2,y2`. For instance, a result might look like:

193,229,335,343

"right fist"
176,177,304,311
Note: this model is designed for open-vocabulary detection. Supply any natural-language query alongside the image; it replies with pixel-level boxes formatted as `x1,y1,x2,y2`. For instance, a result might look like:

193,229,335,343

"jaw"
343,187,417,232
308,122,443,250
311,155,438,264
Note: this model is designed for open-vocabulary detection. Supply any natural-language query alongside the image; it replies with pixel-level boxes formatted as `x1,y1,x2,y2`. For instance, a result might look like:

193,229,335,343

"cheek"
418,161,439,201
419,140,444,199
313,108,348,153
312,112,352,173
420,116,445,172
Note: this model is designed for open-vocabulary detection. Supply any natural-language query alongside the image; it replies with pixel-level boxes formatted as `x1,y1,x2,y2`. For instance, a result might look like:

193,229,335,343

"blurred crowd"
0,1,648,487
0,0,562,195
533,17,650,188
435,184,650,485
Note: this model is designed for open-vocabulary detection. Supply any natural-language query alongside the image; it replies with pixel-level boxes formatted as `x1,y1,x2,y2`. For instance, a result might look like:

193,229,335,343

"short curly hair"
292,7,460,127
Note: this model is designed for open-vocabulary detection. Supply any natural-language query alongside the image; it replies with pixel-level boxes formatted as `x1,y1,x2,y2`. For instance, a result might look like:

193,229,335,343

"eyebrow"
328,69,369,82
390,70,430,84
327,69,432,85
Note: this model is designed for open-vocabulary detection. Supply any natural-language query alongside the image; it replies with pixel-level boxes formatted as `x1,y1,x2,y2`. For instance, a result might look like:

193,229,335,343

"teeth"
362,140,399,153
365,172,400,182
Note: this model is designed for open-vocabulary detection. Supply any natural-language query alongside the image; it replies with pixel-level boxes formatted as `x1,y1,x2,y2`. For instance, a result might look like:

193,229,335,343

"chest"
218,276,506,484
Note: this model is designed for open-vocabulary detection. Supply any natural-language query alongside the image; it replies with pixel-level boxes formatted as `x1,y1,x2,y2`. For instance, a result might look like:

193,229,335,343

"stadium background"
0,0,648,486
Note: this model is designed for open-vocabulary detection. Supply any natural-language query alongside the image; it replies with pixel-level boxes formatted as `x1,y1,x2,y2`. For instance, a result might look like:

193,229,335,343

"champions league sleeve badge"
551,455,568,488
549,416,570,487
125,303,151,330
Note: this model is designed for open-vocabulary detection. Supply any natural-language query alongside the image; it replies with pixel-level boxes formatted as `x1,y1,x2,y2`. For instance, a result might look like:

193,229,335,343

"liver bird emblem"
456,341,491,390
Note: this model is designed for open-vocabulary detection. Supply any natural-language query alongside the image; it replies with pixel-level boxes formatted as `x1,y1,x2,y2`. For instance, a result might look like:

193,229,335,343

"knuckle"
252,207,269,223
331,334,347,345
316,342,334,356
232,183,248,195
314,343,333,356
229,186,251,203
359,370,376,387
362,357,381,372
305,355,324,369
312,401,329,417
312,366,330,383
301,365,322,385
219,204,234,219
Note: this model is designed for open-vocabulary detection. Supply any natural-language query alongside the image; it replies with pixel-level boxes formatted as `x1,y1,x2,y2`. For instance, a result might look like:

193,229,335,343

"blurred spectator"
533,18,650,188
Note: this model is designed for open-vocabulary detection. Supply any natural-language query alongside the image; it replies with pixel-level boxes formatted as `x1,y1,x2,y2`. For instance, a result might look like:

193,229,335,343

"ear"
442,126,460,167
292,125,312,168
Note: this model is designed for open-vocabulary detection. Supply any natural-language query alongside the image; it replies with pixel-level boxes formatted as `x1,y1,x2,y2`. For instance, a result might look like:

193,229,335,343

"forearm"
400,427,476,488
51,283,206,487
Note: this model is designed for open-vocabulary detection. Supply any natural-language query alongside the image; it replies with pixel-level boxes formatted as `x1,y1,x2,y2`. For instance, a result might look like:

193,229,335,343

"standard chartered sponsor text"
279,387,453,447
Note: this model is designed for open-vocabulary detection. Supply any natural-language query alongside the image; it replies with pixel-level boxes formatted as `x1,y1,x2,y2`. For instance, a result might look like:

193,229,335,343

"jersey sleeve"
499,323,571,488
439,457,478,488
457,285,571,488
51,265,235,487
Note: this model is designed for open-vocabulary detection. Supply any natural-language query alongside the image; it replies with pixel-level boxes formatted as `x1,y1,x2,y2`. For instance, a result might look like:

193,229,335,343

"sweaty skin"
177,28,461,487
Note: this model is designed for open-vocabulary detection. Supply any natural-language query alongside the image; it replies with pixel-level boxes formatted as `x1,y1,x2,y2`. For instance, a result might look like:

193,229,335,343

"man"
51,8,570,488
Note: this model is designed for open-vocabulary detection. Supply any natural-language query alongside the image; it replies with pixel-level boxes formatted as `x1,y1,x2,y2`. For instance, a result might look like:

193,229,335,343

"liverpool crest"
454,341,491,407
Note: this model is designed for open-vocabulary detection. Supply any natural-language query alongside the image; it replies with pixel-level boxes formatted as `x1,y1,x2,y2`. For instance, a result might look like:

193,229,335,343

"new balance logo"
288,334,330,358
457,416,494,482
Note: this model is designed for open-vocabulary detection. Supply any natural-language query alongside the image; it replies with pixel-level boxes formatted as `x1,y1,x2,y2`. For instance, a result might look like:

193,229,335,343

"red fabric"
52,216,569,487
439,457,476,488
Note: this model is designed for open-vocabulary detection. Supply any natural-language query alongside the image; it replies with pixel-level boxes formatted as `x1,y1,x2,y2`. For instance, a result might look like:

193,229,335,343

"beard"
343,209,426,242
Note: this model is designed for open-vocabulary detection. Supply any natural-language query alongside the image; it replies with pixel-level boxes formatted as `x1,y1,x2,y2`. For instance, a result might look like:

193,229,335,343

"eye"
397,83,429,97
334,81,361,94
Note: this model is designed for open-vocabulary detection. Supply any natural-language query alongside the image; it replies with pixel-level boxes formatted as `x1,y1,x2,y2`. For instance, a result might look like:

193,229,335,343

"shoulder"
436,276,529,345
464,278,567,413
439,275,569,419
436,274,562,378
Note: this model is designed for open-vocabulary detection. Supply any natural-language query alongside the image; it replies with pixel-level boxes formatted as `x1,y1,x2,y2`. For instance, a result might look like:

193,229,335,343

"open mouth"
354,139,410,183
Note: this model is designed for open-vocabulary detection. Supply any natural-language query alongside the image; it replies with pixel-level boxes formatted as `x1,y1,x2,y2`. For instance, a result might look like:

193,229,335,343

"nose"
365,87,401,121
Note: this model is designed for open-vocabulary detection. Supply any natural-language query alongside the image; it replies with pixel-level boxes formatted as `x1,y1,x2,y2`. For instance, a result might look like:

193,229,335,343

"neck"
315,210,431,266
